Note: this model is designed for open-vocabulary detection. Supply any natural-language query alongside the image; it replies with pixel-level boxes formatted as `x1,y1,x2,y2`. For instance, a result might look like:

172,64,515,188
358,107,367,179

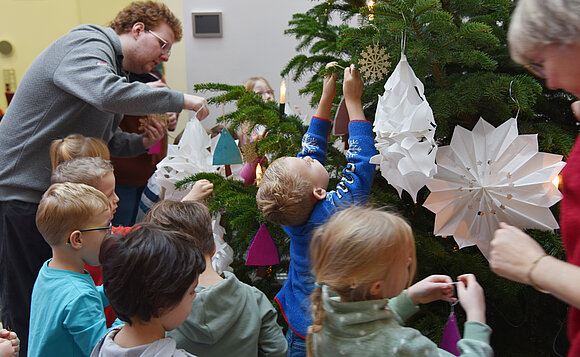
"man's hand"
142,117,167,149
167,112,178,131
184,94,209,120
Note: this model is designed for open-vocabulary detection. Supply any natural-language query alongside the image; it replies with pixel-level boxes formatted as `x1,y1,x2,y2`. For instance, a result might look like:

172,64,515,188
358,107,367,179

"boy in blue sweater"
256,65,376,356
29,182,116,357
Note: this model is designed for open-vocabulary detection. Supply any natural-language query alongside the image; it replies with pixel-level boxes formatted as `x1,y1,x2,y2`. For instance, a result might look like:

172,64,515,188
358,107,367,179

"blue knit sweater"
275,116,376,338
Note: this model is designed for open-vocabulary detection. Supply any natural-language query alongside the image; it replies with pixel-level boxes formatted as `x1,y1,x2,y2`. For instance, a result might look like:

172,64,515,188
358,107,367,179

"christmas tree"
187,1,577,355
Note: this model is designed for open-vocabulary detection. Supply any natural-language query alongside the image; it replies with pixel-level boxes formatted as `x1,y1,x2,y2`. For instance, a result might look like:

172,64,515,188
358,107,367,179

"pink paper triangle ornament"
440,309,461,356
245,223,280,266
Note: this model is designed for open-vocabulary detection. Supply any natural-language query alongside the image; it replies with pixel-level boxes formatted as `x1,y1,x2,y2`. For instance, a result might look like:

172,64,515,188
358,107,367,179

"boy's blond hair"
36,182,110,246
50,134,110,170
51,157,113,187
307,205,417,351
256,157,316,226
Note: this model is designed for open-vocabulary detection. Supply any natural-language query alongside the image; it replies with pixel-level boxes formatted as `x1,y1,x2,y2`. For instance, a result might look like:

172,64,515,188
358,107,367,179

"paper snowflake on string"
370,52,437,202
155,119,216,201
423,117,565,259
358,44,391,82
211,212,234,274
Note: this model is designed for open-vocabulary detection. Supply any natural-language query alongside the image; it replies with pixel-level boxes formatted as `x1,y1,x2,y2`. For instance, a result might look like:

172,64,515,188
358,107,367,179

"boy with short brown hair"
145,200,287,356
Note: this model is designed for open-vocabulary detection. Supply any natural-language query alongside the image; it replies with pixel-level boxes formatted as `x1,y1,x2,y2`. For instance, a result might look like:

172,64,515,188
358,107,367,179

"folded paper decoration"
370,52,437,202
245,223,280,266
155,118,216,201
213,127,243,165
332,97,349,136
423,117,565,258
211,212,234,274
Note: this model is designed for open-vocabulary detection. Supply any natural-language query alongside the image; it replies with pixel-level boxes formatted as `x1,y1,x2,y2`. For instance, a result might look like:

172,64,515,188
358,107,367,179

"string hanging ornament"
370,33,438,202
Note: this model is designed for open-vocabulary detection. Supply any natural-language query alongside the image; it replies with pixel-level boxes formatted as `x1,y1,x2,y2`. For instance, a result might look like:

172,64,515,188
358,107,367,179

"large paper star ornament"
423,117,565,258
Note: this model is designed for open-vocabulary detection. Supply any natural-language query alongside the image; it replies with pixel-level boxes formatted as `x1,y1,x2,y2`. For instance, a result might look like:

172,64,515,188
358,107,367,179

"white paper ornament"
370,52,438,202
211,211,234,274
423,117,565,258
155,118,218,200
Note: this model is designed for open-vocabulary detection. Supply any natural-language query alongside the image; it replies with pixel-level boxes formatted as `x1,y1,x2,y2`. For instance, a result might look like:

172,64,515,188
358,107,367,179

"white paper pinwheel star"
370,52,438,202
423,117,565,258
155,118,217,200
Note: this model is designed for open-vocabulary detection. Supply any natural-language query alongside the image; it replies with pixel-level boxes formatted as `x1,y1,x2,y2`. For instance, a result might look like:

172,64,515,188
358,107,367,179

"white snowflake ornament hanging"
211,211,234,274
370,52,438,202
155,118,218,201
358,44,391,82
423,117,565,259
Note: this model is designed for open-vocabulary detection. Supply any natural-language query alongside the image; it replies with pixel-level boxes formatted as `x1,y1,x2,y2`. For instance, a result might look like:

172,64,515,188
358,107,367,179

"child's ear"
312,187,326,201
68,230,83,249
369,280,383,299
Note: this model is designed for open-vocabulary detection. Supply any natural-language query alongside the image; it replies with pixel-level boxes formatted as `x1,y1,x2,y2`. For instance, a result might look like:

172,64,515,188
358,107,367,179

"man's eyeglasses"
147,29,172,56
524,62,545,79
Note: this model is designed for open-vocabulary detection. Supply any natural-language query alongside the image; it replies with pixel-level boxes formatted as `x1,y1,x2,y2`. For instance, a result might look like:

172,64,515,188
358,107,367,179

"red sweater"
560,136,580,356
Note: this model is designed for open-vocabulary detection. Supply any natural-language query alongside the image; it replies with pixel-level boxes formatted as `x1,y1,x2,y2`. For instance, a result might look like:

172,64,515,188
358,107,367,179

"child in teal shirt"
29,182,116,357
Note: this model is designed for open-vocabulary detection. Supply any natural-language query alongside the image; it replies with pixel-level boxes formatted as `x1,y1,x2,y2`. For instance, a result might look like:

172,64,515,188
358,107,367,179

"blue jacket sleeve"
328,120,376,205
297,116,332,163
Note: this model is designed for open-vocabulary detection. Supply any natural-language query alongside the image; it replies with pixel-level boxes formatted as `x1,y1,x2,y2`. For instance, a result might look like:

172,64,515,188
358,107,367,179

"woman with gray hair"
489,1,580,355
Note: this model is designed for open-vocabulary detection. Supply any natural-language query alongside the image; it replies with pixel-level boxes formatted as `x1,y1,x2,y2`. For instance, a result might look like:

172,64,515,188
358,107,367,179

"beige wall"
159,0,188,142
0,0,134,112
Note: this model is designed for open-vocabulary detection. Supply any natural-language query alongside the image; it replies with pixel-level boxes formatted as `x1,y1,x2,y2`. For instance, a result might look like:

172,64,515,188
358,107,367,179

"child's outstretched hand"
0,329,19,357
406,275,456,305
316,73,338,119
456,274,486,323
321,72,338,102
181,179,214,201
343,64,363,103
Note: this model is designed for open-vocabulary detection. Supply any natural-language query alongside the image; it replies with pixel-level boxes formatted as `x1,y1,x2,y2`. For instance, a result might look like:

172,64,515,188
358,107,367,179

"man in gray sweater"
0,2,209,354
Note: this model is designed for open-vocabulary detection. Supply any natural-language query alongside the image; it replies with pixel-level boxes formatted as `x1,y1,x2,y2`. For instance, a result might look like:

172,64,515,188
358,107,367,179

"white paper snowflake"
358,44,391,82
423,117,565,259
370,52,437,202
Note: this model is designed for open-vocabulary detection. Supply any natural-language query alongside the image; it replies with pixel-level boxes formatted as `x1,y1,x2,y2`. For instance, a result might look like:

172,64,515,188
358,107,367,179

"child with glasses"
51,148,213,326
29,182,118,357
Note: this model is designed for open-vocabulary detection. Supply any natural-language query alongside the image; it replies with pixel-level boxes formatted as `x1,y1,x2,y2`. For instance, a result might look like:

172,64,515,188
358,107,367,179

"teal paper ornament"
212,128,243,165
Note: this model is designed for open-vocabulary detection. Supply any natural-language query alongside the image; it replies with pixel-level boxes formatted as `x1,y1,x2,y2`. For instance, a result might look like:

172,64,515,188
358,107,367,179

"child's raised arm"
315,73,338,120
343,64,365,121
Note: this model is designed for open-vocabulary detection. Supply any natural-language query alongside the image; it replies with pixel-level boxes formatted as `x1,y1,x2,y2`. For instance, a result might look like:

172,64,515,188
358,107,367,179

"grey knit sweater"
0,25,184,203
